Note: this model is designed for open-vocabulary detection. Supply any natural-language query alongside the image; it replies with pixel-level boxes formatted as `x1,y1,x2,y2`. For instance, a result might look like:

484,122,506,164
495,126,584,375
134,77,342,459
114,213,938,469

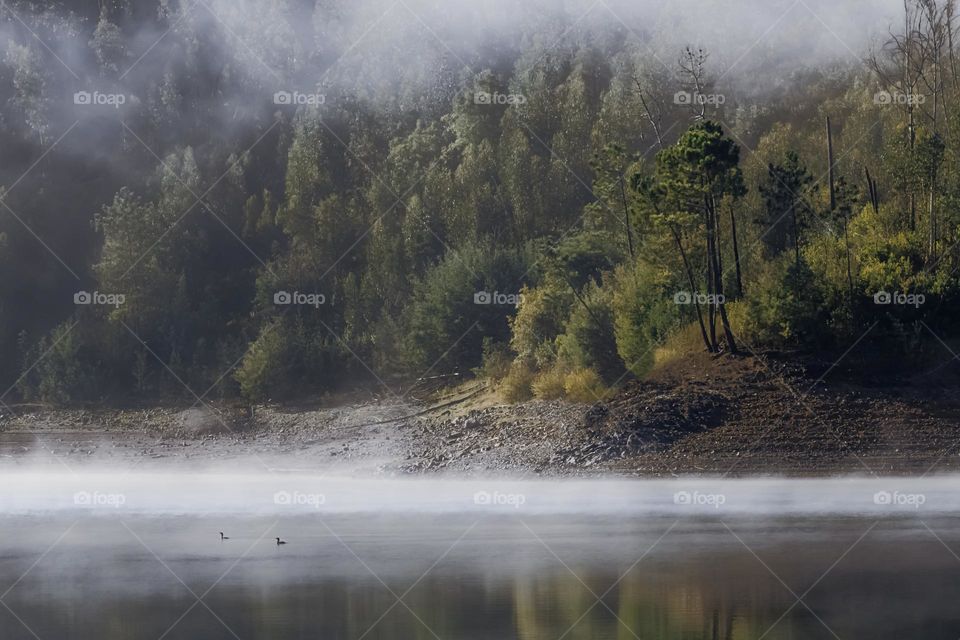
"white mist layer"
1,472,958,515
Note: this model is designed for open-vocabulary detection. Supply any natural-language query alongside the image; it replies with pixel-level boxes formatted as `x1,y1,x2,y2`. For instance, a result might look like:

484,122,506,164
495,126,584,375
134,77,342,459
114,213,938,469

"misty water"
2,473,960,639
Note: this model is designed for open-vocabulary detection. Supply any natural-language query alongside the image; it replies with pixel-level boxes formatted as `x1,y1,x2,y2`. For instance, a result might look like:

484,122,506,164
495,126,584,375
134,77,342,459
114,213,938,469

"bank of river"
1,353,958,476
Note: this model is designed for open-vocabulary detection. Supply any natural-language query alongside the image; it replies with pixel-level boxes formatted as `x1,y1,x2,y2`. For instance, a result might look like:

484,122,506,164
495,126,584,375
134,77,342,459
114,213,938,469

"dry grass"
532,367,567,400
653,302,748,369
563,368,609,404
499,361,535,402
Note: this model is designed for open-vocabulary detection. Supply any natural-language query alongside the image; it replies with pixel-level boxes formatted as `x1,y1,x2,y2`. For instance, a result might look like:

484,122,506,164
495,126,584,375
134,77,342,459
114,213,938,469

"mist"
1,467,955,515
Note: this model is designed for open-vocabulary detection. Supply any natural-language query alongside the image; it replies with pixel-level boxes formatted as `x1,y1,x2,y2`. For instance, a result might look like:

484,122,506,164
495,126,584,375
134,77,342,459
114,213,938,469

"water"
2,474,959,639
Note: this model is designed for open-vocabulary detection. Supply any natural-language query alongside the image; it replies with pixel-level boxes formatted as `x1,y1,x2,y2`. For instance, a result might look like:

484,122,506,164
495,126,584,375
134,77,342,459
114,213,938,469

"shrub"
611,261,678,376
563,368,608,404
556,278,625,382
742,255,832,348
405,242,532,373
475,338,513,381
20,320,108,404
236,318,345,401
508,278,573,370
532,366,567,399
499,361,535,402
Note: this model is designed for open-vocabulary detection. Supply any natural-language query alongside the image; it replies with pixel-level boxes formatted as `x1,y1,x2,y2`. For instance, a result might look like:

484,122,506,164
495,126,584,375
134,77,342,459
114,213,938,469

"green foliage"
20,321,107,404
404,243,532,374
758,151,814,258
476,338,513,382
235,318,345,401
611,262,677,376
509,279,574,370
532,366,568,400
5,1,960,406
742,256,832,348
656,121,747,212
556,278,625,383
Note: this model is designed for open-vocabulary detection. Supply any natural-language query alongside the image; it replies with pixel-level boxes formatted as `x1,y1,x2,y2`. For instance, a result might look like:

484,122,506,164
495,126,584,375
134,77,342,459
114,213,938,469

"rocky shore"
2,353,958,476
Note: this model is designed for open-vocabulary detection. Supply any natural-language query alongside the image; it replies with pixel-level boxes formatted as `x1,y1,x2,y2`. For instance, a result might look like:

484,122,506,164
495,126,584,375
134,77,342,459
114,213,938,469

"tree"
645,121,745,353
759,151,814,266
587,144,640,258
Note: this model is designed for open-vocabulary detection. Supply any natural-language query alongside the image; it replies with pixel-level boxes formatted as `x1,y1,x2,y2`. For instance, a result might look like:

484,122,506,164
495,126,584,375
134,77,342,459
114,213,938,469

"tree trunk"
671,225,712,353
705,198,718,351
843,217,855,318
618,173,636,259
826,117,836,211
708,202,738,353
792,202,801,269
729,201,744,297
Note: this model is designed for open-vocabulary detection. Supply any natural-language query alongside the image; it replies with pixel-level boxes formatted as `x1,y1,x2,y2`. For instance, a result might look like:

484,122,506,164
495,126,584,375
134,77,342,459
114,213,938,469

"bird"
275,537,287,545
219,532,229,540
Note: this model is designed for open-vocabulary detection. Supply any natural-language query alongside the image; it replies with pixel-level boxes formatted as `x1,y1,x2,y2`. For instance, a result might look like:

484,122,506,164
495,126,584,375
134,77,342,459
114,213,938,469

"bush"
742,255,832,348
499,361,535,402
556,278,625,382
532,366,567,399
236,318,345,401
475,338,513,381
20,320,109,404
508,278,574,370
611,261,678,377
404,242,532,373
563,368,608,404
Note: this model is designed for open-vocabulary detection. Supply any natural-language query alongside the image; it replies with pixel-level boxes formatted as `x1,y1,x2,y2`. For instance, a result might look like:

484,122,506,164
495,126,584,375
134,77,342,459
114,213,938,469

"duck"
219,532,230,540
275,537,287,545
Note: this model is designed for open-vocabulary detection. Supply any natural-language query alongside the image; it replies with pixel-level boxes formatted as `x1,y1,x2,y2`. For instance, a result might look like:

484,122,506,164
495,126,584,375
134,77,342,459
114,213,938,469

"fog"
0,468,955,515
3,0,907,150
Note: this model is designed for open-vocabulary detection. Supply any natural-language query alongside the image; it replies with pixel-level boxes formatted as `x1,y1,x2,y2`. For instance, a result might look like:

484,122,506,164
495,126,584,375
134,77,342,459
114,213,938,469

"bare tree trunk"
635,81,665,149
708,198,738,353
729,202,744,297
792,202,801,269
826,117,836,211
671,225,712,352
705,200,718,351
949,0,959,85
618,172,636,259
843,217,855,317
865,167,880,214
909,104,917,231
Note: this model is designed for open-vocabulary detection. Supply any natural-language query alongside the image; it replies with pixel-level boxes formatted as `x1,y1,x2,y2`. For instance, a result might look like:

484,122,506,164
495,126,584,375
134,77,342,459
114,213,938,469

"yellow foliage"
563,368,609,404
532,367,567,400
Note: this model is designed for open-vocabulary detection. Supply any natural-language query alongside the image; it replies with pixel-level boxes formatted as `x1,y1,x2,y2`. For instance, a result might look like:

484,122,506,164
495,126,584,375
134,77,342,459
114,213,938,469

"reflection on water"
1,513,959,639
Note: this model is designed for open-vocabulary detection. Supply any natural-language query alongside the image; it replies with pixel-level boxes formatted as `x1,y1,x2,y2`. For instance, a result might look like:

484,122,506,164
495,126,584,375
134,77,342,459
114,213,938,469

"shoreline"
2,353,958,477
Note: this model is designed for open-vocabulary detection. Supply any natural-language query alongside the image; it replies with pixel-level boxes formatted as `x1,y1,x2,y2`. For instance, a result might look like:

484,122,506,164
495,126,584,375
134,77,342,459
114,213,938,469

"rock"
177,408,230,436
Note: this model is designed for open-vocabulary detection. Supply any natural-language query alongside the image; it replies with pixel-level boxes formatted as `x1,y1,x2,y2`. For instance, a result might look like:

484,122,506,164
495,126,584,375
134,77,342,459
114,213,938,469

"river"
1,474,958,638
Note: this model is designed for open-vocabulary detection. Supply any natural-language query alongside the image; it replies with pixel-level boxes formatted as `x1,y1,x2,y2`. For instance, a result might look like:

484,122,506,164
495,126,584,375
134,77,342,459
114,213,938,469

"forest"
1,0,957,405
